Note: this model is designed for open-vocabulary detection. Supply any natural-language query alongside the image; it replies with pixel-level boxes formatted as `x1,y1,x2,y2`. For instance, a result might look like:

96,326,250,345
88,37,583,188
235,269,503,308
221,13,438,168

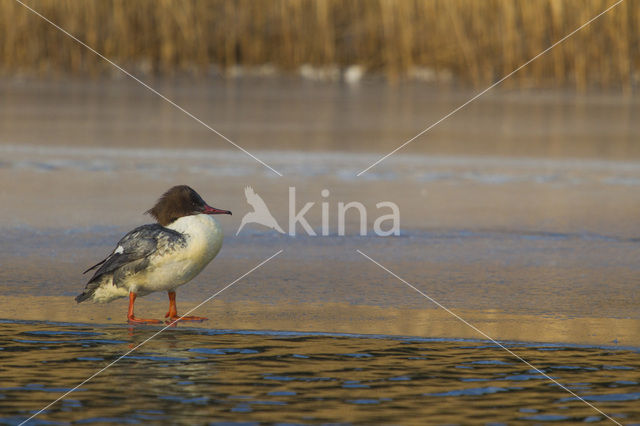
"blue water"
1,320,639,424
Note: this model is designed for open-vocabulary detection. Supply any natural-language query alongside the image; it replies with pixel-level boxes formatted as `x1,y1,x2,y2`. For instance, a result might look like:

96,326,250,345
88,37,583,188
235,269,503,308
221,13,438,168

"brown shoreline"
3,296,639,348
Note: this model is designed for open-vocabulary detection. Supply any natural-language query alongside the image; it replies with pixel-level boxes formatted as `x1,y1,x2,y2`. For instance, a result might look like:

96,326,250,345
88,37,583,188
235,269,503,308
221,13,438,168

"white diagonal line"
356,249,621,425
19,249,284,426
357,0,624,176
14,0,283,177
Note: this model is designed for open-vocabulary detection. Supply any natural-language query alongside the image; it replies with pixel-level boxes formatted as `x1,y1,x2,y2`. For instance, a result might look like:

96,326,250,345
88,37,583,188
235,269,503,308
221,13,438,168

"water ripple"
0,320,639,424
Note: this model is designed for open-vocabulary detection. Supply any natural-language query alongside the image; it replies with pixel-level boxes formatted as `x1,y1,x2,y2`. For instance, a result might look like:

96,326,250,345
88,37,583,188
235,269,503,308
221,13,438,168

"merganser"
75,185,232,324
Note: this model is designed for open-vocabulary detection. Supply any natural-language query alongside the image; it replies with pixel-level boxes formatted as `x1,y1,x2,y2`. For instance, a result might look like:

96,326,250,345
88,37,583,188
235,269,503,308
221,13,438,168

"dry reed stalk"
0,0,636,90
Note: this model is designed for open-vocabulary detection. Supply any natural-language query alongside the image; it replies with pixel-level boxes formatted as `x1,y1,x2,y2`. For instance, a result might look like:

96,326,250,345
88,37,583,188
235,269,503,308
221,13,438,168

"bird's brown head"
146,185,232,226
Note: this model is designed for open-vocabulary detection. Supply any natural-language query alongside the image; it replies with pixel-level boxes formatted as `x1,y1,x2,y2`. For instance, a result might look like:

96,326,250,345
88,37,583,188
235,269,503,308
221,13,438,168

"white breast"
129,214,224,295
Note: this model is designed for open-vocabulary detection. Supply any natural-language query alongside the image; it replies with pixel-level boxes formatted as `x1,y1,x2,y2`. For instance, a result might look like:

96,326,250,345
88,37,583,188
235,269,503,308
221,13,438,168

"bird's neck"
167,214,221,238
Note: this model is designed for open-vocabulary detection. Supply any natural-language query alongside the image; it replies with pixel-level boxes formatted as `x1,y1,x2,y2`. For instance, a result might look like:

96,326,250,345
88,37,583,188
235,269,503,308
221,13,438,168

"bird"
75,185,232,324
236,186,285,235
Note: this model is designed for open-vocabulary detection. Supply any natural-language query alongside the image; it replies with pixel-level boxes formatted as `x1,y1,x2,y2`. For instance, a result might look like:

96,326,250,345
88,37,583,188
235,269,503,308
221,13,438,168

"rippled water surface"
1,320,639,424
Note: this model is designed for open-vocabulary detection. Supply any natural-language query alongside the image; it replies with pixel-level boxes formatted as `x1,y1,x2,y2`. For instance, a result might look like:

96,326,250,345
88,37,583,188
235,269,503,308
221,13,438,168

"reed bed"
1,0,637,90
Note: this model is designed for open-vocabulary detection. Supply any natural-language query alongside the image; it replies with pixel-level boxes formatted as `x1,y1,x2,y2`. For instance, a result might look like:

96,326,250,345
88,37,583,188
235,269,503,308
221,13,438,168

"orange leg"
127,292,161,324
165,291,207,322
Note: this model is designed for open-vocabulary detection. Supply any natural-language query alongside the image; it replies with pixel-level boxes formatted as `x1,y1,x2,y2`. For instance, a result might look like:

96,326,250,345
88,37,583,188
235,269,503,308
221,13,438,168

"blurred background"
0,0,639,158
1,0,639,91
0,0,639,345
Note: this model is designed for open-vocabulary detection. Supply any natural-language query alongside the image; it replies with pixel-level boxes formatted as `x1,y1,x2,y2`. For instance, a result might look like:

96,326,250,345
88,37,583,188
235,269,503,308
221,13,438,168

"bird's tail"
74,275,107,303
75,291,92,303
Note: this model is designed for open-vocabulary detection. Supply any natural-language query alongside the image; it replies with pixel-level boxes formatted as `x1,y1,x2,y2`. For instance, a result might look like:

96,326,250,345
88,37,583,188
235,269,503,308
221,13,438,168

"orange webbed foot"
165,313,208,322
127,316,162,324
165,291,207,322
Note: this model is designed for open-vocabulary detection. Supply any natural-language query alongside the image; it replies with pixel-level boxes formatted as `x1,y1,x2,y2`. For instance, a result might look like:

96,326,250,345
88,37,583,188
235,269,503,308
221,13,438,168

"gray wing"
76,224,185,303
86,224,185,283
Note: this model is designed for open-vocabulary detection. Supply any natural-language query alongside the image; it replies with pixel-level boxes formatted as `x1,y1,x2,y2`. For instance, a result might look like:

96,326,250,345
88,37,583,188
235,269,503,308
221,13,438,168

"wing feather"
85,224,185,285
76,224,187,303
